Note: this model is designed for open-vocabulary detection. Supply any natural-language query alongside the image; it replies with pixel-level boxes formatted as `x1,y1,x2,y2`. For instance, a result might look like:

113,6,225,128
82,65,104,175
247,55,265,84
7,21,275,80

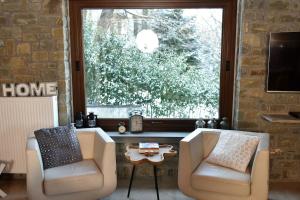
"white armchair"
178,129,269,200
26,128,117,200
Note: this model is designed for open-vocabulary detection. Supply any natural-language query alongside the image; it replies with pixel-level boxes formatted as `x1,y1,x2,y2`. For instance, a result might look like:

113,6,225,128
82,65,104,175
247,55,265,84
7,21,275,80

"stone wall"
235,0,300,181
0,0,71,124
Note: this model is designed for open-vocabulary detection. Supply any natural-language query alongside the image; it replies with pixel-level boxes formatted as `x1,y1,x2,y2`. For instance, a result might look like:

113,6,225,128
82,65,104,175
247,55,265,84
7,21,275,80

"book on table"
139,142,159,154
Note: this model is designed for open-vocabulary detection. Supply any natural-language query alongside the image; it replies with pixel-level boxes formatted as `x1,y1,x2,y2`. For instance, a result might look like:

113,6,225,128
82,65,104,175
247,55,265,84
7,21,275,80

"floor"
0,178,300,200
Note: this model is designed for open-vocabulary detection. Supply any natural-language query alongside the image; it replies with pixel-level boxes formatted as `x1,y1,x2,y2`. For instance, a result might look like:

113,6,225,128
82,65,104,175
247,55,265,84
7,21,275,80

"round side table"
125,144,177,200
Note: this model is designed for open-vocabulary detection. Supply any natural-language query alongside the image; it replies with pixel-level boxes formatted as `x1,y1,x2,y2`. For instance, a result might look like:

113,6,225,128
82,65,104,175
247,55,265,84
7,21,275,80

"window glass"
82,9,223,118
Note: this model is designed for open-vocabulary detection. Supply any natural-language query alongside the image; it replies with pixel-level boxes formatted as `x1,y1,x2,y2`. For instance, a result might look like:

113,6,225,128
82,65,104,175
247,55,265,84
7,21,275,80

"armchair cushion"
44,159,103,195
34,125,83,169
191,161,250,196
206,132,259,172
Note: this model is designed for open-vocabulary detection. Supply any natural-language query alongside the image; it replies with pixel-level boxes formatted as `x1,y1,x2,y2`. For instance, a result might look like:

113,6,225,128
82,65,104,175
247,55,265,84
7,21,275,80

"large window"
83,8,222,119
70,0,236,131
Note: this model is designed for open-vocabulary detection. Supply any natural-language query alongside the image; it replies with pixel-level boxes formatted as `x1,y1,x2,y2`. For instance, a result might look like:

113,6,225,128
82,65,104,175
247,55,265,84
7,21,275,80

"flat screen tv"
267,32,300,92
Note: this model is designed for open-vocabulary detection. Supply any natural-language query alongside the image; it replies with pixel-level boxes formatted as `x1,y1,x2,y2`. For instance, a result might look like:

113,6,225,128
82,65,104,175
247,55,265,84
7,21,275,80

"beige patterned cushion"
206,132,259,172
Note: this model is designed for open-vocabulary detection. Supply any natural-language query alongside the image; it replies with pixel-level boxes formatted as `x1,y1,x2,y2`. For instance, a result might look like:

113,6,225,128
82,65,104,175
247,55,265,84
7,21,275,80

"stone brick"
29,63,48,69
274,95,299,104
269,1,289,10
38,33,52,40
243,33,261,47
42,0,62,15
241,56,265,66
39,40,54,50
252,47,266,55
32,51,48,62
30,2,42,11
0,27,22,39
250,69,265,76
52,27,63,39
0,39,15,56
240,88,264,98
8,57,26,69
0,17,6,25
22,25,50,33
270,173,281,180
251,23,269,32
269,104,286,112
240,79,263,88
2,1,27,12
238,121,259,129
238,101,258,110
56,40,65,49
243,111,260,120
259,103,269,112
31,42,40,51
47,63,57,69
49,51,64,61
265,126,293,134
22,33,38,42
291,127,300,134
14,74,36,83
245,0,266,9
13,13,37,25
17,43,31,55
58,109,69,125
294,155,300,160
39,16,57,26
57,80,66,93
280,15,296,22
281,160,299,178
0,69,11,79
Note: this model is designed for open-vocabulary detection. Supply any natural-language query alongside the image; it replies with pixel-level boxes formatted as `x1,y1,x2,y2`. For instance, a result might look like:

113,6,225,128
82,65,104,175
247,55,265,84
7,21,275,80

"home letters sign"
1,82,58,97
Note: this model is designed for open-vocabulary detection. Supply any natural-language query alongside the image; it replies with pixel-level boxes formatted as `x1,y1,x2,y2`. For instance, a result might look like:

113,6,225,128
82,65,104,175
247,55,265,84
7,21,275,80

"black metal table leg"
127,165,136,198
153,166,159,200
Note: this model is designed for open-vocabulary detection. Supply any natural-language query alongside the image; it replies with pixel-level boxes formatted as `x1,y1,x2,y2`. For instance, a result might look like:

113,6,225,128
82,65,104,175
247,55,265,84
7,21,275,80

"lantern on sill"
87,112,97,128
129,110,143,133
75,112,84,128
220,117,229,129
195,118,206,129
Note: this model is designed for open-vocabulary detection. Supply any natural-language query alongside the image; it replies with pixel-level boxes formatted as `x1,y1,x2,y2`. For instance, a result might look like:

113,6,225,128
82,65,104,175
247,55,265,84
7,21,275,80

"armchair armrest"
93,128,117,196
77,129,95,159
26,138,45,199
251,133,269,200
178,129,205,194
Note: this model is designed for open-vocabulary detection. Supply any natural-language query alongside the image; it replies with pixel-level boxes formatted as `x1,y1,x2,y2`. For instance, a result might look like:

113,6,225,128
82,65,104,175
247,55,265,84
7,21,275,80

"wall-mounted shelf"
262,114,300,124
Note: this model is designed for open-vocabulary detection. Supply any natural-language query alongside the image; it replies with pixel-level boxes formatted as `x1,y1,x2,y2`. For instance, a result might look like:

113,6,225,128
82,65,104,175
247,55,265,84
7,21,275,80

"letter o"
16,83,30,97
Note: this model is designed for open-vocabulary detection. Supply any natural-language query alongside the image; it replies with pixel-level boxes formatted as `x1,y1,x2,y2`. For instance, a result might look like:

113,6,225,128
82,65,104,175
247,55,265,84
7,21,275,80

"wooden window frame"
69,0,237,132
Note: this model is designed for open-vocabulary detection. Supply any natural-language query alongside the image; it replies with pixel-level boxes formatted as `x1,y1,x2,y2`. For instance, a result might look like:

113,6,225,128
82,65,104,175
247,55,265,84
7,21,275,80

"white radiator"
0,96,58,173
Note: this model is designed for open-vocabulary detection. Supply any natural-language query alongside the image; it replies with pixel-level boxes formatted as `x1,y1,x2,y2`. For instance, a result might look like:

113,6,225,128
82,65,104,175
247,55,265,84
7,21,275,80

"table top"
125,144,177,165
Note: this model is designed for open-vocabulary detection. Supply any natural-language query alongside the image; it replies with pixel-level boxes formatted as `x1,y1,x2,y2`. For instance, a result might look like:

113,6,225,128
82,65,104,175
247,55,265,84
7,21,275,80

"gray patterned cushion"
34,124,83,169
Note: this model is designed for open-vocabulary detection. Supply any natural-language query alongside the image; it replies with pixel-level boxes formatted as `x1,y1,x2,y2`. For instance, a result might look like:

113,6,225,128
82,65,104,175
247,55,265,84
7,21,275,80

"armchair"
178,129,269,200
26,128,117,200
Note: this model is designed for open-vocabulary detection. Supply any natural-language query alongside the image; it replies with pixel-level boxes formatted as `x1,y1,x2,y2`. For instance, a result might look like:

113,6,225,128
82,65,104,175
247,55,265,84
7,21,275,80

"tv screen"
267,32,300,92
